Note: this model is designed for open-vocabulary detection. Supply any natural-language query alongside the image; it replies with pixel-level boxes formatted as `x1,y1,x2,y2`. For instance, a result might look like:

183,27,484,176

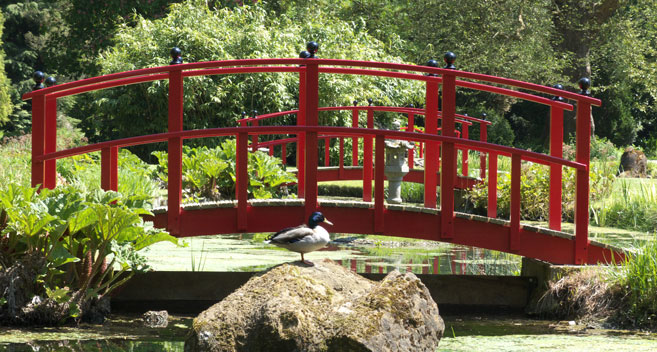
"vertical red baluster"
304,62,319,218
510,154,521,251
101,146,118,191
575,98,591,264
433,257,439,274
351,259,357,272
424,80,439,208
549,107,564,231
462,124,469,177
251,117,259,152
237,132,248,231
167,69,184,235
365,263,372,274
324,137,330,167
363,109,374,202
352,107,359,166
281,143,287,166
379,266,384,274
269,145,274,156
31,94,46,188
487,152,498,218
440,72,456,239
338,137,344,179
479,120,488,180
374,134,385,233
407,112,415,168
44,96,57,189
298,70,306,198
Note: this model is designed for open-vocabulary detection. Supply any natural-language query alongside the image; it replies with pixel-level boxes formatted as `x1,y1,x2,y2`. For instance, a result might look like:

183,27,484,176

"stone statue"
384,120,414,203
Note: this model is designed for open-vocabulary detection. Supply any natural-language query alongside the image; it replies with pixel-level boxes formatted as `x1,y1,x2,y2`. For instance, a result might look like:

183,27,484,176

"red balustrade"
23,58,608,264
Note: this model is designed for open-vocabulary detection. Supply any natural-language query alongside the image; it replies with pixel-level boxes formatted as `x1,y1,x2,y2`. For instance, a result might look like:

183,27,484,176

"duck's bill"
324,219,333,226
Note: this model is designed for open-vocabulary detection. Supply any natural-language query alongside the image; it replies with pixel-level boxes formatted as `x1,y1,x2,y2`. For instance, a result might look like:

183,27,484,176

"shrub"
0,184,179,325
152,139,296,202
466,159,615,221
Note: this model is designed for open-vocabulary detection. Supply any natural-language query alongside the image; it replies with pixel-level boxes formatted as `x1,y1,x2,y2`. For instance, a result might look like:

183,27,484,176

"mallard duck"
265,211,333,265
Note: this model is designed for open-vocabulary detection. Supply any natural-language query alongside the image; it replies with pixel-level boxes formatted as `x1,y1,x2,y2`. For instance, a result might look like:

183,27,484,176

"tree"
0,9,13,128
73,0,424,159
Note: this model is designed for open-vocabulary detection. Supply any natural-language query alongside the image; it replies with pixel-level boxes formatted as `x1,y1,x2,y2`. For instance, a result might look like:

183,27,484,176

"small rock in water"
143,310,169,328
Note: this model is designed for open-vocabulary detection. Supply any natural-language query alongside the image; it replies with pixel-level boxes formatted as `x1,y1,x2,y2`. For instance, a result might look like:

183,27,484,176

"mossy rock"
185,260,444,351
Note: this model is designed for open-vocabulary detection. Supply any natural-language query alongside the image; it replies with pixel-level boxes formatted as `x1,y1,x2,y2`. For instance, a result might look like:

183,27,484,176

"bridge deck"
149,199,621,265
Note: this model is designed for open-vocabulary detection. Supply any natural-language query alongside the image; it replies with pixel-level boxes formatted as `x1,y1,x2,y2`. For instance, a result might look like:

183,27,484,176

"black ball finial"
299,50,311,59
409,104,415,108
33,71,45,90
353,100,358,106
241,111,247,118
252,110,258,118
170,47,183,65
306,41,319,58
481,112,488,120
367,98,373,106
578,77,591,96
45,76,56,87
425,59,438,77
552,83,564,101
444,51,456,69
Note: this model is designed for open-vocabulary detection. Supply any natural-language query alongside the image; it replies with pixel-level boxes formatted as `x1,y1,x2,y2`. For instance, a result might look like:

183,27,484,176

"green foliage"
152,139,296,202
606,239,657,328
0,10,12,126
0,183,180,323
74,0,423,159
592,179,657,233
467,159,615,222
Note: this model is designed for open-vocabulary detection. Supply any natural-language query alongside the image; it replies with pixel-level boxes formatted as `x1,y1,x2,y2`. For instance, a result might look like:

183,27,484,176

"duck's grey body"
265,212,332,265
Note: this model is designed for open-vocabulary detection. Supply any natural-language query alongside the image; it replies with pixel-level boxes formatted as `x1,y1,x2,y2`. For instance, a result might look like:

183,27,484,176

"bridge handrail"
236,107,478,126
32,126,585,171
22,58,596,106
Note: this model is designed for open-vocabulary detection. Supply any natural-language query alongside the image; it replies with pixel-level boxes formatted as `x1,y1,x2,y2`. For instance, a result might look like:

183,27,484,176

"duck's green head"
308,211,333,228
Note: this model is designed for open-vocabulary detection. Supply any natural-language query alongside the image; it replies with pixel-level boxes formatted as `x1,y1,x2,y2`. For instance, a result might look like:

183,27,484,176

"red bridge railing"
23,58,600,264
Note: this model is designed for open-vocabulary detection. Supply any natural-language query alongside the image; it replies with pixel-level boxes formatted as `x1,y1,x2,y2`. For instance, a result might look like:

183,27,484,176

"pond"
2,314,656,351
140,233,522,276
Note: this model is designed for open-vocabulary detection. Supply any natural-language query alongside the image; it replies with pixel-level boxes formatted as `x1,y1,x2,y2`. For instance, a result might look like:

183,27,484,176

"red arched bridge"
23,57,621,265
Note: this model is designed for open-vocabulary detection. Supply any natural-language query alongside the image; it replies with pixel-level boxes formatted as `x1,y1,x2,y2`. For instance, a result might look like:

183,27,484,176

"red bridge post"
363,104,374,202
510,154,521,251
304,61,319,218
574,78,592,264
407,111,415,169
374,135,385,233
30,72,46,189
351,103,359,166
461,123,469,177
44,91,57,189
549,105,564,231
424,80,439,208
167,50,184,235
479,113,488,180
440,68,456,239
237,132,248,230
101,146,118,191
297,67,306,198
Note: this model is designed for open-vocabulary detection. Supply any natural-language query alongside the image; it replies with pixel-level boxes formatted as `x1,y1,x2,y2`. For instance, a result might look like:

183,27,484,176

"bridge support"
167,68,184,235
304,62,319,218
440,72,456,239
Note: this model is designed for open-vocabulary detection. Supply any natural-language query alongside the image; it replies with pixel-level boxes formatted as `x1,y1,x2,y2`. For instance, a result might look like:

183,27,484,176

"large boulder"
185,260,444,352
618,147,648,178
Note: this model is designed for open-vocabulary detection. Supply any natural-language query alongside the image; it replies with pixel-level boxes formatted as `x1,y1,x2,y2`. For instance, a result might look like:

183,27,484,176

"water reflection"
329,243,520,276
